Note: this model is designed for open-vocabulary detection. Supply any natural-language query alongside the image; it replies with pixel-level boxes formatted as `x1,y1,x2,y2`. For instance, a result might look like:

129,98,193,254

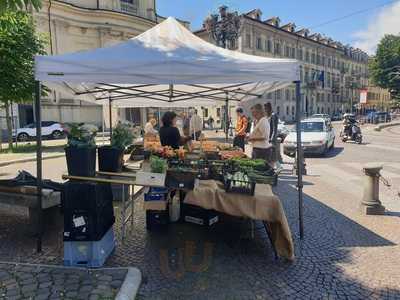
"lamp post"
203,5,242,49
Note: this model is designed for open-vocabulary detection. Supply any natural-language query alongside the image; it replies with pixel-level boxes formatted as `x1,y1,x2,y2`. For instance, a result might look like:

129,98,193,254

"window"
305,69,309,83
246,34,252,48
297,48,303,60
322,56,326,66
328,107,330,114
274,43,281,55
299,66,303,82
276,90,282,99
316,93,320,102
286,106,289,115
291,47,296,58
321,107,324,114
277,106,280,115
328,94,331,102
321,93,325,102
311,53,316,64
285,89,290,100
328,57,332,68
203,108,208,118
256,37,262,50
216,108,221,117
267,92,272,99
266,40,272,52
305,51,310,62
292,106,295,116
285,46,290,57
317,54,321,65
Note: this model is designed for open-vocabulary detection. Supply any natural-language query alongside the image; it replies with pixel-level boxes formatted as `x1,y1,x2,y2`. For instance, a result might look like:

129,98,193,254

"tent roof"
35,17,300,108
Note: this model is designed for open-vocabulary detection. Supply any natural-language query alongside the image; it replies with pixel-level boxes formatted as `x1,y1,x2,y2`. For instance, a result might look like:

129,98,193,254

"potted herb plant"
98,123,134,172
64,123,98,177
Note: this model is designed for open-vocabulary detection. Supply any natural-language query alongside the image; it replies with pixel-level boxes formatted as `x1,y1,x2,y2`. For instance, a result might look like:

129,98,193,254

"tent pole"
109,96,112,138
225,92,229,141
34,81,43,252
295,80,304,239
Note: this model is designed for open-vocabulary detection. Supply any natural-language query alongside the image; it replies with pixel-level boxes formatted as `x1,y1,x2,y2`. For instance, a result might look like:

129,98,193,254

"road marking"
365,144,400,152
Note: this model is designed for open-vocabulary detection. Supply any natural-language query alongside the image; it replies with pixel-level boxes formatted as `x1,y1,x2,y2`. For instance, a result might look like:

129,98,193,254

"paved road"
0,124,400,299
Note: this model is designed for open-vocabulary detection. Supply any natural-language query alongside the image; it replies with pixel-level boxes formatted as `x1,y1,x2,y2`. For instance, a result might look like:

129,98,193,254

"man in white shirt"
247,104,273,166
189,109,203,140
144,118,158,136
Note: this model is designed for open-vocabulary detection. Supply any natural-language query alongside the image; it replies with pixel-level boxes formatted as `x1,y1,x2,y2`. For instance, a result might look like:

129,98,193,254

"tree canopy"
0,11,46,105
0,0,42,13
369,34,400,100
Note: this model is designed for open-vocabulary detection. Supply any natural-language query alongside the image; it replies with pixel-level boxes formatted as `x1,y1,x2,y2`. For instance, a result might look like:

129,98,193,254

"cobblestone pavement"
0,263,127,300
0,125,400,299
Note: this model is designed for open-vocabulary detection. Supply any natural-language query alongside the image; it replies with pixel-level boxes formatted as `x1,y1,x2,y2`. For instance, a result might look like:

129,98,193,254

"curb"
374,122,400,132
0,153,65,167
116,267,142,300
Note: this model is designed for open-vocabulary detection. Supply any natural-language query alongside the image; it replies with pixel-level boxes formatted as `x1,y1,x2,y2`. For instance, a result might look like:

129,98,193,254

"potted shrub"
64,123,98,177
98,123,134,172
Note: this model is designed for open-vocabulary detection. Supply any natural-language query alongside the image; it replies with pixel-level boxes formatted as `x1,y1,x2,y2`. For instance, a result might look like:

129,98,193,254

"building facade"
195,8,369,122
365,85,392,110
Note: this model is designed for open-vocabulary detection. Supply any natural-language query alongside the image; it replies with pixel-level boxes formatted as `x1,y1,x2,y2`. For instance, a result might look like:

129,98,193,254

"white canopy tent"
32,17,305,252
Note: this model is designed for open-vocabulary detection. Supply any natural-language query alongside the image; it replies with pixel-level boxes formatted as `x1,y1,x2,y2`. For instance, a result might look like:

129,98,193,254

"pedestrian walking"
189,109,203,140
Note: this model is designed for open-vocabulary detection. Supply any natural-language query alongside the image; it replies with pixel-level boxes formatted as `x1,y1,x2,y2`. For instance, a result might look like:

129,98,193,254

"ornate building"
196,8,369,122
29,0,169,128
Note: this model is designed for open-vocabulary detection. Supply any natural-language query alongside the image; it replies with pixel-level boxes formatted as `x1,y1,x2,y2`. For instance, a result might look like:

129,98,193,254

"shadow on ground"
0,176,399,299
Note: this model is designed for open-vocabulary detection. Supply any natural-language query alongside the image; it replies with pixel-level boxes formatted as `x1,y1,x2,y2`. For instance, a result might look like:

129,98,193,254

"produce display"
150,156,167,173
224,171,256,195
219,150,246,160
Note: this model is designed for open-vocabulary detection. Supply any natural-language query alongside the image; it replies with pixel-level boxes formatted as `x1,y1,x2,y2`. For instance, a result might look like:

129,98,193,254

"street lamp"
203,5,242,49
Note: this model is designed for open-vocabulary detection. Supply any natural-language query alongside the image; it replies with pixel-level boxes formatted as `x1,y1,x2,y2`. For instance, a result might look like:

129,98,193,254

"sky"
157,0,400,55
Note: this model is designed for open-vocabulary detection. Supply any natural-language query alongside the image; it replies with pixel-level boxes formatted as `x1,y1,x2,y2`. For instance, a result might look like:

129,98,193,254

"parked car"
277,119,289,140
13,121,65,142
311,114,331,121
366,111,391,124
283,117,335,157
331,113,342,121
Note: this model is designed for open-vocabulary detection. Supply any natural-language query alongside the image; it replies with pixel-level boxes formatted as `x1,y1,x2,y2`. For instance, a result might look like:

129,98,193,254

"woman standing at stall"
159,111,191,149
247,104,273,166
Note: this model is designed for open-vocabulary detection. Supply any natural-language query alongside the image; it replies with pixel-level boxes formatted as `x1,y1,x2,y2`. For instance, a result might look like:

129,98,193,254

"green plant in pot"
64,123,98,177
98,123,134,172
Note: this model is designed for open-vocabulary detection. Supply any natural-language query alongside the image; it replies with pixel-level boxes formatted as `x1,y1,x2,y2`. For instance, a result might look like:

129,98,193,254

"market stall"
33,17,304,258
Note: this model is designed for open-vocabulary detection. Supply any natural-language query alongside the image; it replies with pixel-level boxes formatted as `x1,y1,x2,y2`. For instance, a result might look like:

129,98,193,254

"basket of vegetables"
224,171,256,196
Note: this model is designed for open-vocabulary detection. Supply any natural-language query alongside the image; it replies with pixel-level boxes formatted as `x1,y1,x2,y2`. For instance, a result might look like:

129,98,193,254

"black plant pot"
65,146,96,177
98,146,125,173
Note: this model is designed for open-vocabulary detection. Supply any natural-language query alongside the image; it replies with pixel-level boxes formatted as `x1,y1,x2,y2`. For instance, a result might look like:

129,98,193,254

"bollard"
360,163,385,215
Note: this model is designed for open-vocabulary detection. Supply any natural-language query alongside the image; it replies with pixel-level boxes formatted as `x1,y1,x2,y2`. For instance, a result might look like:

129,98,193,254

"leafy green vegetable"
150,156,167,173
111,123,135,149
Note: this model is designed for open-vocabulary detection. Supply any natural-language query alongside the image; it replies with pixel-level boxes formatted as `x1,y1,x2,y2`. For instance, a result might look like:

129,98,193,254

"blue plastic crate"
63,226,115,268
144,187,169,202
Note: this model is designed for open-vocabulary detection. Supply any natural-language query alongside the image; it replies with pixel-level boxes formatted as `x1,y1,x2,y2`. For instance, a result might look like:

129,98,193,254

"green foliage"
0,0,42,13
111,123,134,149
369,35,400,100
150,156,167,173
64,124,98,148
0,11,46,105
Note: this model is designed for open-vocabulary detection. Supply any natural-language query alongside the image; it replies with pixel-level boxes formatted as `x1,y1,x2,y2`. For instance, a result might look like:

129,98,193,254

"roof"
35,17,299,108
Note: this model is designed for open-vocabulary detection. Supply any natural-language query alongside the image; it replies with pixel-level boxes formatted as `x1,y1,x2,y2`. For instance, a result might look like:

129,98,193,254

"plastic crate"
63,227,115,268
144,187,169,201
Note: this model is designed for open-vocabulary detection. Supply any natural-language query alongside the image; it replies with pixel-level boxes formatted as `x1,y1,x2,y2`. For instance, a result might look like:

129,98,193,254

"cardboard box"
144,200,167,211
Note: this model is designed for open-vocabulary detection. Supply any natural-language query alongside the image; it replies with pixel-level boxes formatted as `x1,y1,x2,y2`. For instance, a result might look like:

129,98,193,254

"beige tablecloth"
184,180,294,260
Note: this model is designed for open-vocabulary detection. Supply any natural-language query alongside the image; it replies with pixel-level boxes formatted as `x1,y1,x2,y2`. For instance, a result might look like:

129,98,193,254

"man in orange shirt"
233,108,248,151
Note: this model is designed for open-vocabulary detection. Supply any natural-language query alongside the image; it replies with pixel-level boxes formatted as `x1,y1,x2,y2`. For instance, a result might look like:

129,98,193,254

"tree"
0,0,42,13
369,34,400,102
0,11,46,148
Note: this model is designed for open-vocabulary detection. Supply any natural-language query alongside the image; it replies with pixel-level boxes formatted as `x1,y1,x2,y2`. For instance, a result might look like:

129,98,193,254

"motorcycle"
340,123,362,144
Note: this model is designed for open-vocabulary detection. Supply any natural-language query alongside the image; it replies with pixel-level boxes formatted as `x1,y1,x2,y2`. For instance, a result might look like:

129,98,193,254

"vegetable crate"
165,169,197,190
224,172,256,196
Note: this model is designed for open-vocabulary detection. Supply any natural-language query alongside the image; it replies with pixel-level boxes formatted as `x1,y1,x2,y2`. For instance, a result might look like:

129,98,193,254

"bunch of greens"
111,123,135,149
230,158,269,171
64,123,97,148
150,156,167,173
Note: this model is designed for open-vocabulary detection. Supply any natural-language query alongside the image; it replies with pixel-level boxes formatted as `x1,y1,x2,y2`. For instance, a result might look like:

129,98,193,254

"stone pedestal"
360,163,385,215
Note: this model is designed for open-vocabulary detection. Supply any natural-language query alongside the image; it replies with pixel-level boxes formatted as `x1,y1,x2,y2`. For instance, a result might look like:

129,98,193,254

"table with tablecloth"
184,180,294,260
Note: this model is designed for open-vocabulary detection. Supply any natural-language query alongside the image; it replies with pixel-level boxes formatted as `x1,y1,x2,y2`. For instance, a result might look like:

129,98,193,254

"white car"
277,119,289,139
13,121,65,141
283,118,335,157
